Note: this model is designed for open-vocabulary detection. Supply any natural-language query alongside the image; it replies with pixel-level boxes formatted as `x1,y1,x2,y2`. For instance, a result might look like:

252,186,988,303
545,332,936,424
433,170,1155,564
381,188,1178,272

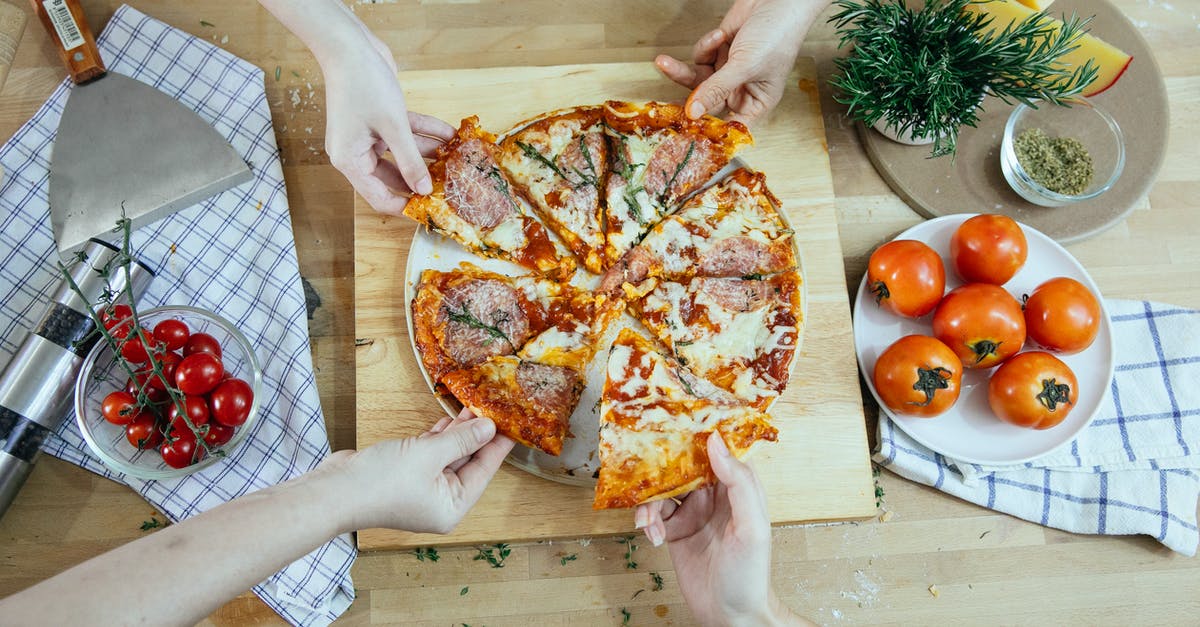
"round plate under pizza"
406,113,806,487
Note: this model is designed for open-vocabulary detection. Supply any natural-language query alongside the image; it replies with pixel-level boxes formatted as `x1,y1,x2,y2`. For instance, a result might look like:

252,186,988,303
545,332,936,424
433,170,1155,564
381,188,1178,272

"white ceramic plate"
405,152,806,486
853,214,1115,465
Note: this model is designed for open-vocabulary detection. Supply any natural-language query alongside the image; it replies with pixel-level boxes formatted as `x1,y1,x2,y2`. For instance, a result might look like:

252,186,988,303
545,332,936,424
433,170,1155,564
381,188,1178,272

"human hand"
324,408,514,534
655,0,827,125
635,433,807,626
319,26,455,215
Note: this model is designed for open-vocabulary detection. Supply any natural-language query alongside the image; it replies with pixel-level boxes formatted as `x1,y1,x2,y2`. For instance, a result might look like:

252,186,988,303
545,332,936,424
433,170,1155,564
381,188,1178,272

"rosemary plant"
829,0,1099,157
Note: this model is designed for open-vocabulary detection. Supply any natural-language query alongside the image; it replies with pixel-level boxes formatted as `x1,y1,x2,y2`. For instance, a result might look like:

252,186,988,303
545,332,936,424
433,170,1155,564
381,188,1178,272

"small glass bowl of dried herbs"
1001,97,1125,207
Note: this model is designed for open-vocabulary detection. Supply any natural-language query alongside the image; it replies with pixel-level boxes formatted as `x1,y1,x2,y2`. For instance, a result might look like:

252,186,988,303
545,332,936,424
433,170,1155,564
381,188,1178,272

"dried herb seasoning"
1014,128,1094,196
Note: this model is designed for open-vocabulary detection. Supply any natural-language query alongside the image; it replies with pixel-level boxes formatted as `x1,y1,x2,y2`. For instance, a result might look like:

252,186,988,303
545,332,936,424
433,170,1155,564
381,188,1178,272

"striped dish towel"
876,299,1200,555
0,6,354,625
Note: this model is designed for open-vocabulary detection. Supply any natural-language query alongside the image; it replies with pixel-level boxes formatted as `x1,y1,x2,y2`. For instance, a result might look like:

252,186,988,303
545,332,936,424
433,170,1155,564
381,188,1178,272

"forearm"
259,0,371,66
0,466,355,625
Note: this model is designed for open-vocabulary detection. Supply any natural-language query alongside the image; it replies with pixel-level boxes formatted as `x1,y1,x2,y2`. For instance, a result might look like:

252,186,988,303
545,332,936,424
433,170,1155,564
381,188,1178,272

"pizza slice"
440,279,622,456
593,328,777,509
410,263,590,388
498,106,609,274
599,168,795,295
404,116,575,280
626,271,803,409
602,101,753,269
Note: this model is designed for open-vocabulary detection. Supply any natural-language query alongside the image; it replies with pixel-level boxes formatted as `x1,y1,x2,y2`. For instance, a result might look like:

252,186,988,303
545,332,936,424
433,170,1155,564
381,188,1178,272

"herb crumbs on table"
460,586,468,596
199,20,214,27
140,517,162,531
413,547,439,562
617,535,638,569
560,553,578,566
474,543,511,568
621,607,632,625
651,571,664,591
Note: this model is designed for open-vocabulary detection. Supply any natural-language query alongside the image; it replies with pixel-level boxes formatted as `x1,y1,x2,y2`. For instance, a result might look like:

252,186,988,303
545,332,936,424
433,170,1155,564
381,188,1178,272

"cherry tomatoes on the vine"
950,214,1028,285
1023,277,1101,354
873,335,963,417
175,353,224,396
101,390,139,426
153,319,191,351
125,414,164,450
866,240,946,318
208,378,254,427
932,283,1026,369
183,332,222,359
988,351,1078,430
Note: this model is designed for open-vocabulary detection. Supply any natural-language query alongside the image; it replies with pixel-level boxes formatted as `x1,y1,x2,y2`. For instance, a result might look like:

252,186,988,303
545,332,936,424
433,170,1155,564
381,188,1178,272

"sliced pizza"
410,263,594,388
498,107,609,274
404,116,575,280
593,328,777,509
601,101,753,269
627,271,803,409
599,168,795,295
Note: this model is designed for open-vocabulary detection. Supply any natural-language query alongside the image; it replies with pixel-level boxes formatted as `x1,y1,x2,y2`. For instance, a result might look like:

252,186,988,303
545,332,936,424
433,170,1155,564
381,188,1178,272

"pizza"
405,103,799,506
593,328,778,509
404,116,576,280
626,271,803,410
601,101,753,268
498,106,609,274
599,167,796,295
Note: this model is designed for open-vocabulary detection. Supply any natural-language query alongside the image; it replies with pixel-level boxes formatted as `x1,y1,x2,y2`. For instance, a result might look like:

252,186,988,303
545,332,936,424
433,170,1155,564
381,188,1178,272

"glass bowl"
1001,97,1125,207
74,305,263,480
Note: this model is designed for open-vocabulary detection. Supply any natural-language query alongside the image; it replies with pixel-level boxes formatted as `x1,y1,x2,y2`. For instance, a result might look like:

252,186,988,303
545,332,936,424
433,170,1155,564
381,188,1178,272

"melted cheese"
483,216,529,252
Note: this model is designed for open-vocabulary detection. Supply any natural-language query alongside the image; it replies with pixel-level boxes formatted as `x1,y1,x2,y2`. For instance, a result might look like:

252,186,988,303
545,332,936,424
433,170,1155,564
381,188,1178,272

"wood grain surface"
0,1,1197,625
354,60,875,551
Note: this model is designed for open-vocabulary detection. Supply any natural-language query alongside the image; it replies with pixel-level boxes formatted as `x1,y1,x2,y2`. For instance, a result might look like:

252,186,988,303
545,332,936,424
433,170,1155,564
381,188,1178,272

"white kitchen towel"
0,6,354,625
876,299,1200,555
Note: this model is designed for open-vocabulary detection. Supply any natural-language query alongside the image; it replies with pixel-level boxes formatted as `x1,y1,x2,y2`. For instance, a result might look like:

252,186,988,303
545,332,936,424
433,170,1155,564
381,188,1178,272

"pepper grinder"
0,240,154,518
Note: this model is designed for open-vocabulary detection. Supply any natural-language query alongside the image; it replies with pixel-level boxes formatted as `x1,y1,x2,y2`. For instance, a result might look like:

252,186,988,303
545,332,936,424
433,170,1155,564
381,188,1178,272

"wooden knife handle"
30,0,104,84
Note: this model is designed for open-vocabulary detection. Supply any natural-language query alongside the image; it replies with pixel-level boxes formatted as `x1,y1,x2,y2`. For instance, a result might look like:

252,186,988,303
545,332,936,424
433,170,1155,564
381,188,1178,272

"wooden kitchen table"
1,1,1198,625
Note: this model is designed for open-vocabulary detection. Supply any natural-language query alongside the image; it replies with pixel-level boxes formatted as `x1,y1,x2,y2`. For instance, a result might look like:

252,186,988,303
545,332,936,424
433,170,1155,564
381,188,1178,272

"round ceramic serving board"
406,158,807,486
853,214,1115,466
858,0,1168,244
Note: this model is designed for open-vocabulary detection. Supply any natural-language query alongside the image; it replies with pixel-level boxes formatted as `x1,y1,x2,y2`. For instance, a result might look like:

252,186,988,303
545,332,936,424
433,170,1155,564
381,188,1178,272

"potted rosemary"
829,0,1099,157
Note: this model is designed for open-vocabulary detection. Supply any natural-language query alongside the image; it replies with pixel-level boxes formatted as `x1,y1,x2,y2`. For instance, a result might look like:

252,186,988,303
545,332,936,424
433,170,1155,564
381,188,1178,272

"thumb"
707,431,766,517
686,63,748,119
427,418,496,467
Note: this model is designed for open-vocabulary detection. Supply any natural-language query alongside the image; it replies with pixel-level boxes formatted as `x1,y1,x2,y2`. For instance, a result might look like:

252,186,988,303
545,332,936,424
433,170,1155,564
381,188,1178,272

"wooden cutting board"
354,60,876,551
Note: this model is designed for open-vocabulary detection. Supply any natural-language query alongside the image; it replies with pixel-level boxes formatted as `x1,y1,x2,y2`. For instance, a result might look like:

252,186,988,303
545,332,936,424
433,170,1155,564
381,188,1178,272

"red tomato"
99,304,133,331
153,319,191,351
208,378,254,427
1024,277,1101,354
125,377,168,404
202,422,235,448
114,325,153,363
988,351,1078,429
166,395,210,432
160,430,206,468
175,353,224,395
932,283,1026,369
125,414,164,450
866,240,946,318
872,335,963,417
101,390,139,426
950,214,1028,285
183,333,223,359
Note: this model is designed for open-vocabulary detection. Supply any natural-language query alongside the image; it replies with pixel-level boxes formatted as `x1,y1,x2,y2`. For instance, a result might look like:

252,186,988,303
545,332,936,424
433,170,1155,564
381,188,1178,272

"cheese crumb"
928,584,940,598
879,510,894,522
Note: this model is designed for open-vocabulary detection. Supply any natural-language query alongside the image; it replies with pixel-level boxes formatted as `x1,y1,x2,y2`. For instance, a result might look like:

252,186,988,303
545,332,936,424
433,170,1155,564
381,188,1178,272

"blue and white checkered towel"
877,299,1200,555
0,6,354,625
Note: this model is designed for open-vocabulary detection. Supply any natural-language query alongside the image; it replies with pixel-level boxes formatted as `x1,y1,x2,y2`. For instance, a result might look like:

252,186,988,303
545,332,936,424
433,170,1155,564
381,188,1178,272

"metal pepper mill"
0,239,154,518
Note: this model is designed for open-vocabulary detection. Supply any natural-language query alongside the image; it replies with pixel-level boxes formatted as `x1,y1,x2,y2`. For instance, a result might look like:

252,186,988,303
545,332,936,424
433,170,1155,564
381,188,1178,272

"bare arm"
0,412,511,625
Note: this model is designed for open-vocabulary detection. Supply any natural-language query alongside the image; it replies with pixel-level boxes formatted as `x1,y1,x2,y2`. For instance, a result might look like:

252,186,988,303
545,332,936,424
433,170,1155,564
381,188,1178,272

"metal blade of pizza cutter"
49,72,253,255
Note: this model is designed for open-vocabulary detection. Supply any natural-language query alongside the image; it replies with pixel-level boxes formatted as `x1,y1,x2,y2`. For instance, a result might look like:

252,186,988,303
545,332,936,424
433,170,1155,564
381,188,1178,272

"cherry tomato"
175,353,224,395
101,391,139,426
160,430,206,468
866,239,946,318
202,422,235,448
114,325,153,363
153,319,191,351
988,351,1078,429
133,350,182,395
99,304,133,331
125,377,168,404
183,332,222,359
208,378,254,427
1023,277,1101,354
125,414,164,450
166,395,210,432
873,335,963,417
950,214,1028,285
932,283,1026,369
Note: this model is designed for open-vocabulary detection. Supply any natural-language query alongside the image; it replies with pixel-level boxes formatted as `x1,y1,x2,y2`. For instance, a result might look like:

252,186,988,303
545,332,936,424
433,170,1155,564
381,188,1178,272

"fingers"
707,432,768,522
378,122,434,196
345,168,410,215
409,112,456,142
692,28,726,66
635,499,678,547
686,62,748,119
426,417,497,467
654,54,703,90
451,432,515,505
